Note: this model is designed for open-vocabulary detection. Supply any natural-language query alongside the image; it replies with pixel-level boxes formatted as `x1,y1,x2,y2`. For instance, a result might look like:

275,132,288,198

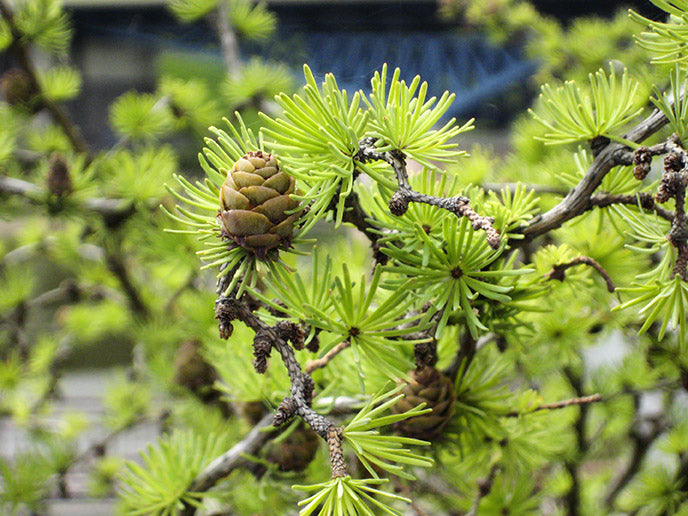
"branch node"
273,396,297,427
252,330,273,374
388,190,410,216
275,320,306,350
633,146,653,180
589,135,610,158
546,256,616,292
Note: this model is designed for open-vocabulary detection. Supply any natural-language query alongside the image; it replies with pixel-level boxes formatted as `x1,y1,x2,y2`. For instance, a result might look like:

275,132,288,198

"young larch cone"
0,68,37,107
173,340,217,398
392,366,456,440
46,154,73,197
219,151,301,259
266,423,320,472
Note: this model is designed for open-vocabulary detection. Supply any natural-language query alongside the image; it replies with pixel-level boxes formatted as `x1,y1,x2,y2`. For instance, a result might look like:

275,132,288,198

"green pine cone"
393,366,456,440
219,151,301,258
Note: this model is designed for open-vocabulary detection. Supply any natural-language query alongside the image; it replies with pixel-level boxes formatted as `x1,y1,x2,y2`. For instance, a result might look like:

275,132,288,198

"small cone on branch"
266,422,320,472
173,340,217,398
0,68,37,107
238,400,266,425
392,366,456,440
219,151,302,259
46,154,73,197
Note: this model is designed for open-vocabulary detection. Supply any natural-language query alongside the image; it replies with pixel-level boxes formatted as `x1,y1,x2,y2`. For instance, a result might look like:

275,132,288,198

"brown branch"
0,0,91,158
357,138,501,249
180,396,365,516
56,415,155,499
183,412,276,500
562,367,589,516
656,138,688,279
546,256,616,292
513,107,670,244
164,271,198,313
505,393,602,417
605,410,668,508
341,190,380,246
590,192,674,222
25,280,102,309
444,330,477,382
213,0,241,75
481,182,569,196
466,462,500,516
105,251,150,319
305,340,350,374
391,478,430,516
327,426,347,478
214,289,348,484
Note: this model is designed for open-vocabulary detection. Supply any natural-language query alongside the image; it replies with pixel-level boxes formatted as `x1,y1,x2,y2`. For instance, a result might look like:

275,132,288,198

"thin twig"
164,271,199,313
505,393,602,417
546,256,616,292
605,411,668,508
482,182,569,196
305,340,350,374
180,396,366,516
514,107,669,244
391,478,430,516
357,139,501,249
105,251,150,319
341,190,380,246
562,367,589,516
590,192,674,222
183,413,276,497
656,138,688,279
443,331,495,382
57,415,152,498
25,280,101,309
466,463,500,516
214,292,348,480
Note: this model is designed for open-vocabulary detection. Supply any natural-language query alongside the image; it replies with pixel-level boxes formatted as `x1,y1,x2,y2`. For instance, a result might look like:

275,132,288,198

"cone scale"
393,366,456,440
219,151,301,259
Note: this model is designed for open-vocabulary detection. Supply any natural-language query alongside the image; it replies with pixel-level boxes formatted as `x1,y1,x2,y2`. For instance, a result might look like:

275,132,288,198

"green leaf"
343,384,432,479
529,66,643,145
295,477,410,516
119,429,232,516
616,275,688,347
223,57,295,109
651,63,688,140
261,65,372,229
168,0,219,22
110,92,174,140
15,0,71,55
227,0,277,41
383,216,515,337
631,1,688,63
0,451,53,512
37,65,81,102
364,64,474,169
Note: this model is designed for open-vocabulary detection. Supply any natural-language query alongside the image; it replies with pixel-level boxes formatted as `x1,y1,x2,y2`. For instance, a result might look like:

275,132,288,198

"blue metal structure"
302,31,537,120
73,22,537,120
60,6,538,147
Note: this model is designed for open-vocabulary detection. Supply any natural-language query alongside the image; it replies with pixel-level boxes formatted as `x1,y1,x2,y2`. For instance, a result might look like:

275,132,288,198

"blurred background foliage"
1,0,688,515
